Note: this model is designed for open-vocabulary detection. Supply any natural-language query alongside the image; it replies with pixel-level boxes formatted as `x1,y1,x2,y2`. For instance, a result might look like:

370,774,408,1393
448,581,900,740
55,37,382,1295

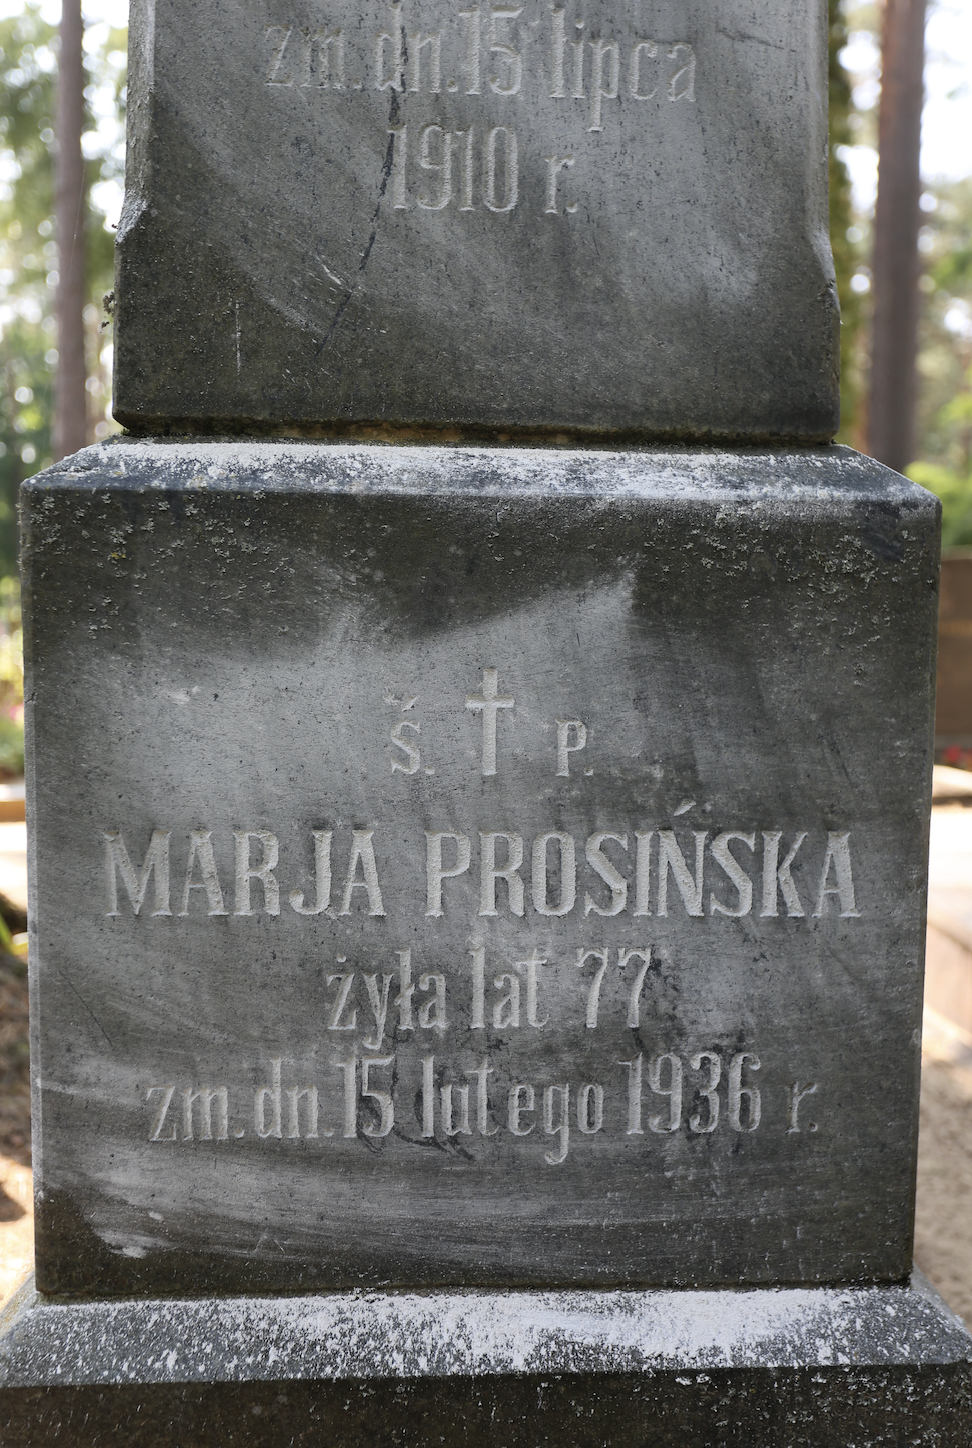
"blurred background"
0,0,971,1307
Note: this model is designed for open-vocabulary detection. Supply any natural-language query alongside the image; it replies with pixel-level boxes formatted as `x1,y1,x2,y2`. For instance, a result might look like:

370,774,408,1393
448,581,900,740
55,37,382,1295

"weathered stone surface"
22,440,936,1297
2,1271,970,1383
113,0,838,441
2,1274,971,1444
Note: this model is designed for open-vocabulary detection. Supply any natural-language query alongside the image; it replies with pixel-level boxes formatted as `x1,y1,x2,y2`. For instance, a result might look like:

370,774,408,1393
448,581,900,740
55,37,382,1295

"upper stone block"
113,0,839,441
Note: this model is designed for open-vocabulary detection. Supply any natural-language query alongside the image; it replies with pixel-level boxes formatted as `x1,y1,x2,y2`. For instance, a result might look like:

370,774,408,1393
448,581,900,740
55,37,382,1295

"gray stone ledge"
1,1274,969,1389
27,437,919,506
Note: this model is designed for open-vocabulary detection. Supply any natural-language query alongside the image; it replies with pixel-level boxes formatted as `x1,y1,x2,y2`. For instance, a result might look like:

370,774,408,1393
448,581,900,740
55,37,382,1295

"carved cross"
465,668,514,776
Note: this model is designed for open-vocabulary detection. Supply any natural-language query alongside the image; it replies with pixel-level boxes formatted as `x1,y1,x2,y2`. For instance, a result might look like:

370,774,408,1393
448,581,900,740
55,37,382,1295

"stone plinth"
21,441,936,1297
1,1274,970,1444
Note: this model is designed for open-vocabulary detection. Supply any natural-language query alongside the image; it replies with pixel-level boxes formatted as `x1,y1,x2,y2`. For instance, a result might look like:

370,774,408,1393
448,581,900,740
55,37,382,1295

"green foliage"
915,180,972,469
0,3,126,575
910,454,972,548
906,178,972,532
0,711,22,776
0,573,21,777
0,318,50,576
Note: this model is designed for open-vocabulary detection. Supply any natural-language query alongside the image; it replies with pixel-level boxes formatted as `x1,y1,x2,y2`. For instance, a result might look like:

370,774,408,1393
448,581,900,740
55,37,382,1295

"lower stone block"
1,1273,970,1444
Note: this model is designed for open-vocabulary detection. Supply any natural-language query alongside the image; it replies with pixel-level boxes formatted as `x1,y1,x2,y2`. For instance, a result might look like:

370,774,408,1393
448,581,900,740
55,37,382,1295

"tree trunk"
867,0,927,473
53,0,87,462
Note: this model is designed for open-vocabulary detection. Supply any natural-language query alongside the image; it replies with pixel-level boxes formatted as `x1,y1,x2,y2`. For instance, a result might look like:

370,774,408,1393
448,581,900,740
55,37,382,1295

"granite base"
1,1274,970,1444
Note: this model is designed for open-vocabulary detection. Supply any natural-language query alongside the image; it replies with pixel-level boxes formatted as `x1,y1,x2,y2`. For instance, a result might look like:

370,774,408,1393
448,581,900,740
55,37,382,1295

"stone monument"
2,0,971,1441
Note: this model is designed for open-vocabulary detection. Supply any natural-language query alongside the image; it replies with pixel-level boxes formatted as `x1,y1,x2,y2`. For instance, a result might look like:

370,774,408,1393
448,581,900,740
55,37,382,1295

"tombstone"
2,0,971,1442
111,0,839,441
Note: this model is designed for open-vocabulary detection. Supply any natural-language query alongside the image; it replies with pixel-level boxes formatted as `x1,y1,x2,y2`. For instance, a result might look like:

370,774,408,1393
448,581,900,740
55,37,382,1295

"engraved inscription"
263,4,698,218
144,1040,812,1164
106,823,861,923
112,663,855,1177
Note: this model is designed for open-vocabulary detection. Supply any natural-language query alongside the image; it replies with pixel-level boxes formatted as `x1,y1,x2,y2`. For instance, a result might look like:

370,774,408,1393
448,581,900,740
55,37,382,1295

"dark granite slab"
22,440,937,1297
1,1274,970,1445
113,0,838,441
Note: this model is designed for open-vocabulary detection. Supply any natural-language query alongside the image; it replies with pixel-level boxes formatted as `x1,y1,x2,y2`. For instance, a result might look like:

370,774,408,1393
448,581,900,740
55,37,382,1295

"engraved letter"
455,126,475,208
648,1052,682,1132
633,830,653,915
532,831,576,916
363,973,395,1050
588,38,619,131
620,947,651,1028
361,1055,395,1137
813,832,860,918
458,8,481,94
543,156,576,215
508,1083,535,1134
183,1085,229,1142
286,1085,321,1139
335,1056,357,1137
426,831,471,915
466,668,515,773
395,948,415,1030
469,940,486,1029
327,973,357,1031
147,1085,177,1142
629,39,657,98
488,6,523,95
374,2,404,91
290,829,332,915
689,1051,720,1133
543,1084,570,1164
407,30,442,93
571,20,585,97
555,718,586,774
105,829,171,916
492,972,520,1028
786,1080,818,1134
668,42,695,102
483,127,518,213
307,29,345,88
466,1059,498,1135
441,1083,471,1135
390,720,421,773
337,830,386,916
622,1054,643,1134
657,830,706,917
388,123,408,209
728,1052,761,1131
576,947,609,1028
516,948,549,1028
549,5,566,96
178,829,227,916
709,831,755,917
577,1083,604,1134
760,831,806,918
418,124,453,210
480,831,524,916
418,972,448,1030
254,1059,282,1139
234,830,279,916
264,25,293,85
584,831,629,916
421,1055,435,1136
